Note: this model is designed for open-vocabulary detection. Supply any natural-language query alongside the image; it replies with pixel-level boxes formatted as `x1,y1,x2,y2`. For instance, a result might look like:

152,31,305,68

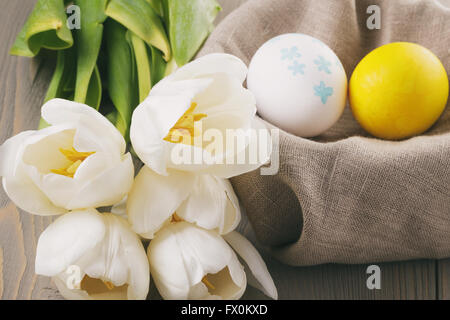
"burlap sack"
198,0,450,266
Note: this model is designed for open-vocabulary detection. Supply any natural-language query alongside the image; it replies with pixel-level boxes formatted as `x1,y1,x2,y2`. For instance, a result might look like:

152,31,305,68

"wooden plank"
438,259,450,300
0,204,62,299
237,216,437,300
242,261,437,300
0,0,64,300
255,259,436,300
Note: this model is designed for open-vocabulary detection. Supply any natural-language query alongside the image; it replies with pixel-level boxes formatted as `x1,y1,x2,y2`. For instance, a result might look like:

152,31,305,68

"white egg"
247,33,348,137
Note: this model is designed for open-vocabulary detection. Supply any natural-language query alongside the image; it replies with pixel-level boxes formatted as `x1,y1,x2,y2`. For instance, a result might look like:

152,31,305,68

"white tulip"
148,222,277,300
130,53,272,179
127,166,240,239
0,99,134,216
35,209,149,300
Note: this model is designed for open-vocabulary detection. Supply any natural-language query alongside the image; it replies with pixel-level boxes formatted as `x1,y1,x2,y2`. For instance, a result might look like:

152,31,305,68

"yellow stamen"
59,147,95,162
50,168,73,177
163,102,207,145
103,281,115,290
202,276,215,290
66,160,82,174
171,213,183,223
51,147,95,178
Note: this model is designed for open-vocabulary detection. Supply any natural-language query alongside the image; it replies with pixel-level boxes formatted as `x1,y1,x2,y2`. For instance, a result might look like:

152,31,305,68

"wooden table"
0,0,449,300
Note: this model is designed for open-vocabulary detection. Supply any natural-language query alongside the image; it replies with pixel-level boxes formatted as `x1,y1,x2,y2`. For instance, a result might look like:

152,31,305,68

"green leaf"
105,19,138,139
84,65,102,109
38,117,51,130
10,0,73,57
147,0,164,17
39,47,77,129
105,110,118,125
163,0,221,66
163,56,178,77
39,50,66,130
105,0,171,61
129,32,152,103
150,46,167,86
44,50,69,102
72,0,107,108
161,0,170,29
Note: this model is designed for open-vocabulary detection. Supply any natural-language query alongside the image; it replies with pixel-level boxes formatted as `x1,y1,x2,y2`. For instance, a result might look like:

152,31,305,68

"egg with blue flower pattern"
247,33,348,137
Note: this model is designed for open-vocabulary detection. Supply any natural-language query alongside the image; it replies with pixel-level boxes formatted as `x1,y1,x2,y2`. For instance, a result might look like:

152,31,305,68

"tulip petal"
164,73,256,173
224,231,278,300
18,128,83,209
195,73,256,121
0,130,34,178
2,174,67,216
37,211,149,300
21,127,75,175
66,153,134,209
166,53,248,84
127,166,195,238
147,228,191,299
2,100,135,216
130,78,212,175
177,175,241,234
111,195,128,219
24,164,80,209
148,222,246,300
35,209,106,276
53,275,91,300
19,125,133,210
71,151,114,181
200,117,273,178
82,214,150,300
129,53,268,178
1,128,69,215
42,98,126,155
163,86,267,178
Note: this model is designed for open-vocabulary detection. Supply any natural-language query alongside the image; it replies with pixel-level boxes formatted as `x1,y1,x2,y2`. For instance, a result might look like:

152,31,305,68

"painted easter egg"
247,33,348,137
349,42,449,140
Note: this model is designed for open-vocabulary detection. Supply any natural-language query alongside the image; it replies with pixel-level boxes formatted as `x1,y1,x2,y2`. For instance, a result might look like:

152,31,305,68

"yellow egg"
349,42,449,140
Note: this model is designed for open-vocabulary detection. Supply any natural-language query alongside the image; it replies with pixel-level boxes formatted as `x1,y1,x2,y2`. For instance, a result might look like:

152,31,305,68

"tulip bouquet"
11,0,222,138
0,53,278,300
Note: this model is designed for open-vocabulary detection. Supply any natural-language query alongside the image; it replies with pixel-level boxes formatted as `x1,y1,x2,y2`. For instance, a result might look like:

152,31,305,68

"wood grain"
438,259,450,300
0,0,447,300
244,260,437,300
0,246,3,297
0,0,65,300
238,215,438,300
